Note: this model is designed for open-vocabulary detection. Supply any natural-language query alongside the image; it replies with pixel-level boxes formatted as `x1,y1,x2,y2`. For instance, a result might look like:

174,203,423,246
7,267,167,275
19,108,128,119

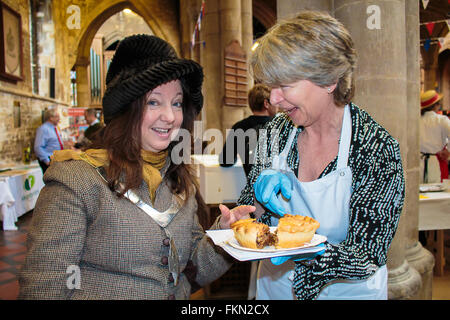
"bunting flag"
420,37,447,46
191,0,206,49
190,26,197,48
424,39,431,51
422,0,429,9
425,22,435,36
438,37,445,48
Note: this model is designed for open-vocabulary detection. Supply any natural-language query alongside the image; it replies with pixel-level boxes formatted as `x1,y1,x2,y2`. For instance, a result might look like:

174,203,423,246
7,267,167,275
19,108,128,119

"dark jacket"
84,122,104,141
219,115,272,176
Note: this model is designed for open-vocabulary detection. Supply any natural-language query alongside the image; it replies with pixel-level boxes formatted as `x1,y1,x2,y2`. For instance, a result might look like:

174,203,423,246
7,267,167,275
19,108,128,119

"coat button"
168,294,175,300
163,238,170,246
161,256,169,265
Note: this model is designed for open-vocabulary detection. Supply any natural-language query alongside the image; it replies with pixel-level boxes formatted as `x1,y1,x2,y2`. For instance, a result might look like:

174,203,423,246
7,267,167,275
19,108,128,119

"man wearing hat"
419,89,450,183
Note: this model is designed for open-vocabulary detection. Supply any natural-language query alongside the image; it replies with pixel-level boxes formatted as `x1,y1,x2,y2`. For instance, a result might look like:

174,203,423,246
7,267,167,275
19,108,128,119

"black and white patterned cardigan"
237,102,405,300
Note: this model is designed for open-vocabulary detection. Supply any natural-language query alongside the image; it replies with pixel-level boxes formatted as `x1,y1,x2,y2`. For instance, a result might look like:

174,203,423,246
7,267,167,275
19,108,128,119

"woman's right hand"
253,169,292,216
218,204,256,229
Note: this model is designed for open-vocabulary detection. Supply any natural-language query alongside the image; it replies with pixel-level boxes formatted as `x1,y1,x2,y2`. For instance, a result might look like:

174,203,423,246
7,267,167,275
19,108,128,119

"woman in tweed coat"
18,35,254,300
239,11,405,300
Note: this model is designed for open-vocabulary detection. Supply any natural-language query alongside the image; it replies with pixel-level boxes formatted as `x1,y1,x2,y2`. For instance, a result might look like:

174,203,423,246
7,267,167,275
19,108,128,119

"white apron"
256,105,388,300
419,153,441,183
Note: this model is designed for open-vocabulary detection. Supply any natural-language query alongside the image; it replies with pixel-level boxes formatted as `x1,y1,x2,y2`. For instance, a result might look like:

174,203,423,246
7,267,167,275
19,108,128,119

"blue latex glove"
270,244,326,265
254,169,292,216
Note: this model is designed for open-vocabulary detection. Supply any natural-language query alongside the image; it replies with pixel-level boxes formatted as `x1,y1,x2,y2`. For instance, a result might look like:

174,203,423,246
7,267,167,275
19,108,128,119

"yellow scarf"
51,148,168,202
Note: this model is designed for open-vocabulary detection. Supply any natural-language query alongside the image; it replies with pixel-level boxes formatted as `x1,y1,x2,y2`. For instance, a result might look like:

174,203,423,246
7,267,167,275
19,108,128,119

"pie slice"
231,218,277,249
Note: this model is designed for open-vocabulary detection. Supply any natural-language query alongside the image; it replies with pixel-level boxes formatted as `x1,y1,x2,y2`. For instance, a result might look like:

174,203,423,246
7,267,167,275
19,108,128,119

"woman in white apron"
237,11,405,300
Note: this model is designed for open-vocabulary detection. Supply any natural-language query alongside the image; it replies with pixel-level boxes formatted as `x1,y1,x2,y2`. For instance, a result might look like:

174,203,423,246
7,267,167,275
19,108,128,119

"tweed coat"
18,159,233,299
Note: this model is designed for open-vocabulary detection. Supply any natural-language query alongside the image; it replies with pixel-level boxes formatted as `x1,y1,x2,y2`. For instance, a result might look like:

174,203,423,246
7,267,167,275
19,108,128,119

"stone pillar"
220,0,245,134
277,0,332,18
241,0,253,62
75,58,90,108
404,0,435,300
180,0,207,128
241,0,253,118
442,58,450,112
421,45,440,90
201,0,254,134
202,0,222,131
179,0,202,60
334,0,421,299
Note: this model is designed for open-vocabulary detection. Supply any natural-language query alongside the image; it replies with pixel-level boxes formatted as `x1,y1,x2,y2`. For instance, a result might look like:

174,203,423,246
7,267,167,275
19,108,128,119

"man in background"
74,108,103,149
220,84,278,176
34,108,64,174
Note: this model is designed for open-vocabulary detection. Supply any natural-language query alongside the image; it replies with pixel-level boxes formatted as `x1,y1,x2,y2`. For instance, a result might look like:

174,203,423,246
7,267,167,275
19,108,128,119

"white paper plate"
206,228,327,261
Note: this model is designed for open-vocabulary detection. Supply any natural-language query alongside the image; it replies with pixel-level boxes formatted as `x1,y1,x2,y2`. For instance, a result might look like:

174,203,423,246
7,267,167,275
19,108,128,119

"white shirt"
419,111,450,154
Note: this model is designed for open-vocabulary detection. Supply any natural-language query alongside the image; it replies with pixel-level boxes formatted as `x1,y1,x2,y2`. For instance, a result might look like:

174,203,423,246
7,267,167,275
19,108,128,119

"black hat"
102,34,204,124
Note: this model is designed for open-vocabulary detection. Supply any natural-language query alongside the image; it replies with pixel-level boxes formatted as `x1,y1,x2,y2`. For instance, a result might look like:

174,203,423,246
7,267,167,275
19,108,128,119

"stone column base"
406,241,435,299
388,260,422,300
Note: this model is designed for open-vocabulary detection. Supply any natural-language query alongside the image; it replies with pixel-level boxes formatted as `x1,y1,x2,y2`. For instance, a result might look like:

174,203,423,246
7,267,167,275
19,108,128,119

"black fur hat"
102,34,203,124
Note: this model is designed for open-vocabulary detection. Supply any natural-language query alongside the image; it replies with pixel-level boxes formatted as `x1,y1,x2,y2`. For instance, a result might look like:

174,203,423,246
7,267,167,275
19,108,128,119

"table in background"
418,190,450,276
0,164,44,230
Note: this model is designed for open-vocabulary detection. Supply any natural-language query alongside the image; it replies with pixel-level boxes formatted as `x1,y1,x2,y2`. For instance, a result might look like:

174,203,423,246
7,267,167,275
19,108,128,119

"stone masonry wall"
0,0,64,164
0,93,56,163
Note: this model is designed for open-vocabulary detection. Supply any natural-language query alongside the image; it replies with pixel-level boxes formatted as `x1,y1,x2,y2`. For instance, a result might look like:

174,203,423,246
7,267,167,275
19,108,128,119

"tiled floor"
1,211,449,300
0,211,30,300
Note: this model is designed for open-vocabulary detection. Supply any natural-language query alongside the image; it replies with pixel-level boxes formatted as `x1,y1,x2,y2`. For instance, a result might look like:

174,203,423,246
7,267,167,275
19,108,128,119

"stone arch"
102,29,145,51
252,1,276,30
72,0,180,107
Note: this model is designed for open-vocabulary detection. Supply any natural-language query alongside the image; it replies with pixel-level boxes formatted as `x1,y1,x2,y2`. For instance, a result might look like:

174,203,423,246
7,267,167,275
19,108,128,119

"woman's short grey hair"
250,10,357,106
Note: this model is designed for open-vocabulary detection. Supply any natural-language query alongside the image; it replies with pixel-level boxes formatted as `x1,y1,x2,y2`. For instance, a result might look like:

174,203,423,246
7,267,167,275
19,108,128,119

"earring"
327,87,332,93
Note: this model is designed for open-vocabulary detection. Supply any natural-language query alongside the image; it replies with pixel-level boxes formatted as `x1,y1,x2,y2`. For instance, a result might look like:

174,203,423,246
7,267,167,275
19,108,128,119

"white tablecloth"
0,179,16,230
0,166,44,230
418,190,450,231
418,188,450,276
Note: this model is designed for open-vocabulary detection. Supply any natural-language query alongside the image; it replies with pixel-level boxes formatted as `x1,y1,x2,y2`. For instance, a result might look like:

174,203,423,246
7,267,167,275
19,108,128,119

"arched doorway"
72,0,179,108
88,10,153,107
252,0,276,42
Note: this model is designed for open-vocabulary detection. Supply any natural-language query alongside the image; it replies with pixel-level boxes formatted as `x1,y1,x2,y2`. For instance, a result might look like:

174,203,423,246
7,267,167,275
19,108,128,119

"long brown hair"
90,79,209,226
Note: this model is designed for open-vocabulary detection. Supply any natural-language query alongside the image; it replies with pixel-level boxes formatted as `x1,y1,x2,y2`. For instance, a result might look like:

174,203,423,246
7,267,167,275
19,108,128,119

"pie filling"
256,229,278,249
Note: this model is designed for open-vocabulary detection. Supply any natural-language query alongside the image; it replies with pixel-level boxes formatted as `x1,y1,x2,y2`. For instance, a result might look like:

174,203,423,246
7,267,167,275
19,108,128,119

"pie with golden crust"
231,215,320,250
231,218,277,249
275,214,320,249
